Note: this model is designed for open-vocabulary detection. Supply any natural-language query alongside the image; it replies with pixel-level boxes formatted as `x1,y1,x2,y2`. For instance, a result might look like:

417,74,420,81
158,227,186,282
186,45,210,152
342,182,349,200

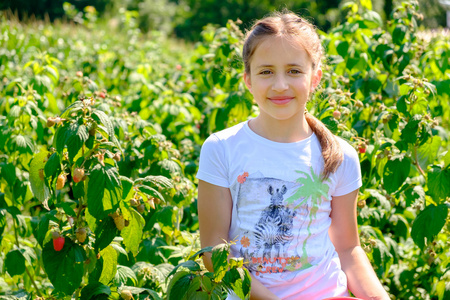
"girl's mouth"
268,97,294,105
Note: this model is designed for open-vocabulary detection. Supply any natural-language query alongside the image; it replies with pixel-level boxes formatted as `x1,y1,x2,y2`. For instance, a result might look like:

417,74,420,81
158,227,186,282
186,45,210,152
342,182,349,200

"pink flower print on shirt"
237,171,249,183
240,236,250,248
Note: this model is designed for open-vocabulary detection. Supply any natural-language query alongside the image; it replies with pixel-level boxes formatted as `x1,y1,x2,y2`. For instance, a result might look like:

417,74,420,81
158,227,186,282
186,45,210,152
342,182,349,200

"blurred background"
0,0,447,40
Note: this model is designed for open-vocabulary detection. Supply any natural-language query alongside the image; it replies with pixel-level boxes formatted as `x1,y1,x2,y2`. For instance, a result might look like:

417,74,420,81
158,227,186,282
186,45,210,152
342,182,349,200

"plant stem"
413,145,426,178
13,218,43,297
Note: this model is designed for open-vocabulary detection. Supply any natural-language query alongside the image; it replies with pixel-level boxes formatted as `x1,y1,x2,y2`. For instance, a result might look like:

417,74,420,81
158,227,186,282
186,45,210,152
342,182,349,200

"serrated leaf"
189,246,214,261
92,110,114,139
1,162,16,187
138,175,173,190
427,166,450,204
98,245,117,285
158,159,181,176
42,238,85,296
87,164,122,219
60,101,83,119
5,249,26,276
94,215,119,252
137,185,165,202
411,204,448,250
80,282,111,300
113,265,137,286
121,208,145,256
167,260,201,279
383,156,411,193
167,272,193,300
12,134,34,153
212,243,229,282
29,151,50,203
417,136,441,171
44,152,61,178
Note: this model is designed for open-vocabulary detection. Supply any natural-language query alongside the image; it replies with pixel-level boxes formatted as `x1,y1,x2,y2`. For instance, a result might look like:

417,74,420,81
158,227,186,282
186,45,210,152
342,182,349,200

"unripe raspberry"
76,227,87,243
355,100,363,108
76,71,83,77
333,110,341,120
46,117,56,127
56,173,67,190
113,152,121,162
52,231,60,239
137,204,146,213
113,215,125,231
120,290,133,300
73,168,85,183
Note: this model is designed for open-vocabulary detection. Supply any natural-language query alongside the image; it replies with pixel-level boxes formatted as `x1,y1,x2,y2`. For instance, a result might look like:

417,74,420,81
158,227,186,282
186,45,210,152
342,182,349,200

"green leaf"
113,265,137,286
336,41,349,59
383,155,411,193
189,246,214,261
121,209,145,256
167,272,193,300
98,245,118,285
443,151,450,168
157,159,181,176
87,164,122,219
29,150,50,203
5,249,26,276
94,215,119,252
393,25,407,45
66,122,89,161
212,243,229,282
44,152,61,178
12,134,34,153
400,116,421,144
167,260,202,279
427,166,450,204
80,282,111,300
417,136,441,171
42,238,85,296
0,163,16,186
92,110,115,138
360,0,372,10
411,204,448,250
137,175,173,190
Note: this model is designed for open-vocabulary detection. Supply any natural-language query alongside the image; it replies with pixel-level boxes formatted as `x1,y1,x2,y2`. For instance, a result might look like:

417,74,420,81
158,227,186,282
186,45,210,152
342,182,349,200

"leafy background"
0,0,449,299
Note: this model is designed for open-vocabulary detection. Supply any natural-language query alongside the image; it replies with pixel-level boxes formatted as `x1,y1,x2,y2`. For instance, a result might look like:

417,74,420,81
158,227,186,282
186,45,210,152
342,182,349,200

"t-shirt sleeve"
196,134,230,188
332,140,362,197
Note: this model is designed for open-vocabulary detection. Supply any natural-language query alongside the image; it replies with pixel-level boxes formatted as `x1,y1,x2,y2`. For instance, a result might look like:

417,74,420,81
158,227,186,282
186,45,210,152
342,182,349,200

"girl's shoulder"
335,136,359,161
205,121,248,143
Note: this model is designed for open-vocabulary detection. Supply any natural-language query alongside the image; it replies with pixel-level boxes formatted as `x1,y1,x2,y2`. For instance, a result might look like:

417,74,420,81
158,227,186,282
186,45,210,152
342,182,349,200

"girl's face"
244,35,322,125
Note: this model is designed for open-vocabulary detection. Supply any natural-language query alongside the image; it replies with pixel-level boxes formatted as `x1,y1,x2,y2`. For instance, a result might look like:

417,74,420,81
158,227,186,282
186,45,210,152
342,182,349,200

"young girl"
196,11,390,300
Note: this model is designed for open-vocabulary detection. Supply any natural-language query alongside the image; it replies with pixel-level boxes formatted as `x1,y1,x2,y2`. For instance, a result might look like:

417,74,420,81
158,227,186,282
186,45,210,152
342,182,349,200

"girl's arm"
198,180,281,300
329,189,390,300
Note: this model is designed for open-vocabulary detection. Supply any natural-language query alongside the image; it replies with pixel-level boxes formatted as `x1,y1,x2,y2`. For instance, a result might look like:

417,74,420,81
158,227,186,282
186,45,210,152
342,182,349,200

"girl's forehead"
252,36,312,66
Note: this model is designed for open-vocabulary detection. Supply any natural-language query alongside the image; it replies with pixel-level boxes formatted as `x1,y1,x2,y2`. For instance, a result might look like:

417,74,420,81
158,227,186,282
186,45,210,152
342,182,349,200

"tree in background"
0,0,446,38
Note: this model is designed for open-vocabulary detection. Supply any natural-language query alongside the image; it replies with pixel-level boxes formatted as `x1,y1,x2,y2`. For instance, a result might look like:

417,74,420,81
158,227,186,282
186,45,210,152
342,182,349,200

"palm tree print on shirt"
284,166,330,272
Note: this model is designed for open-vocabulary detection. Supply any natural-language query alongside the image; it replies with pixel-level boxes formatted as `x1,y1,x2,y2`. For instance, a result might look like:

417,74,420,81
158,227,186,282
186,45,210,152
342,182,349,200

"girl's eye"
259,70,272,75
289,69,301,74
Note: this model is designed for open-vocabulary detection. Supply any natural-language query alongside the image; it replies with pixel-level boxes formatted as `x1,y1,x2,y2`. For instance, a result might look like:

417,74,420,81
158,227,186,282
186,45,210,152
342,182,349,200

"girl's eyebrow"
255,63,305,68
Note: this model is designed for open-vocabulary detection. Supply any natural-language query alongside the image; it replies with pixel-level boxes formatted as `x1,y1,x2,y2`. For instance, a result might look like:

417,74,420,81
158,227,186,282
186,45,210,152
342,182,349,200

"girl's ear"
311,68,322,92
244,72,252,92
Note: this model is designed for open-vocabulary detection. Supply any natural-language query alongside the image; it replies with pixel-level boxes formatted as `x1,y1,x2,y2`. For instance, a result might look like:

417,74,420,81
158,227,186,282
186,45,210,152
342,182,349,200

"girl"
196,11,390,300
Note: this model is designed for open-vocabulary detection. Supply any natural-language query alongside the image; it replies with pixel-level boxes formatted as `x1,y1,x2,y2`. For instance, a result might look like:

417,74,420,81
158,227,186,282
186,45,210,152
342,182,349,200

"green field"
0,1,449,299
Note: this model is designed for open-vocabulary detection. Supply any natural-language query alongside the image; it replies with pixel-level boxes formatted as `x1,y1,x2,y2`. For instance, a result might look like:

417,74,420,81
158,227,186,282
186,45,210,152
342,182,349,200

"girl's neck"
248,115,312,143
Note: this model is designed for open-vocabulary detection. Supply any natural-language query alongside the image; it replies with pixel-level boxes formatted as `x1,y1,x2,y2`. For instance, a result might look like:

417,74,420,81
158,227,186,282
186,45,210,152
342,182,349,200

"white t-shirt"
196,120,362,300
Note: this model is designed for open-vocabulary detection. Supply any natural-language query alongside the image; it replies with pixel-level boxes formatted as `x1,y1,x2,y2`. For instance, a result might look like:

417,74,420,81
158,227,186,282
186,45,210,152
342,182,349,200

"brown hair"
243,11,343,180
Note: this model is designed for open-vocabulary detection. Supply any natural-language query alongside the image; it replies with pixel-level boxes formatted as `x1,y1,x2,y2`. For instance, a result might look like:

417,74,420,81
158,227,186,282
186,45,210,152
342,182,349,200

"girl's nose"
272,75,288,92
